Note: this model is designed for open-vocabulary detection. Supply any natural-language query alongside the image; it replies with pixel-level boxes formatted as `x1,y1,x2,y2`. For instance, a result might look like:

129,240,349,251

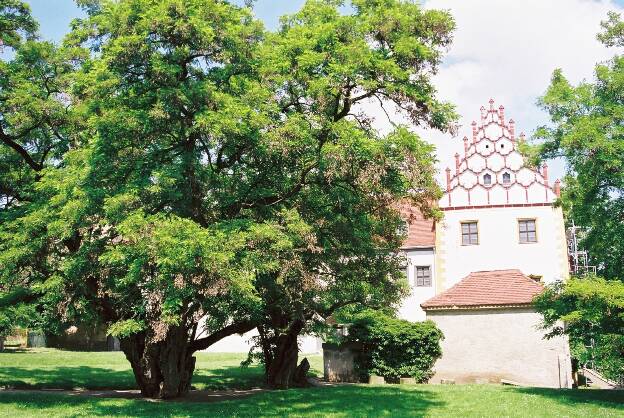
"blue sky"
24,0,624,182
26,0,306,41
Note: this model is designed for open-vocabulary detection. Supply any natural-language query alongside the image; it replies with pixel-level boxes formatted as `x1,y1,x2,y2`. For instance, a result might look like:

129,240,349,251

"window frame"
460,220,479,246
483,173,492,185
502,172,511,185
518,218,538,244
415,265,432,287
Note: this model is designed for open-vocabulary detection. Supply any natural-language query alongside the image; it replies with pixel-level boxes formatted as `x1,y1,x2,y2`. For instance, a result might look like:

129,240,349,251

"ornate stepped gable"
442,99,560,209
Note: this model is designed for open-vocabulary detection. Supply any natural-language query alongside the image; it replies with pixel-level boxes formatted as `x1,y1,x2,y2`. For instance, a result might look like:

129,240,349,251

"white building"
399,100,573,388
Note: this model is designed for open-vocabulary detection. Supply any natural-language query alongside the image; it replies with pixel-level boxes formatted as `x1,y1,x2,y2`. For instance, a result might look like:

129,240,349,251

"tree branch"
0,126,43,171
189,320,257,353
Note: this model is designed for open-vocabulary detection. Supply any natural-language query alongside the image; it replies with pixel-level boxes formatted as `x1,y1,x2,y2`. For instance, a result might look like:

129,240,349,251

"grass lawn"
0,349,622,417
0,348,323,391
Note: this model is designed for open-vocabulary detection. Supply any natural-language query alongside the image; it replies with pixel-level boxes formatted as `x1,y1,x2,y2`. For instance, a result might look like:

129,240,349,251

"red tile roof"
421,269,544,310
398,202,435,248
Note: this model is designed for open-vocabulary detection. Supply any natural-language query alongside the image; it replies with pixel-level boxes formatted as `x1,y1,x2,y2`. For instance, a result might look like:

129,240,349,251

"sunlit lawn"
0,349,622,417
0,348,323,391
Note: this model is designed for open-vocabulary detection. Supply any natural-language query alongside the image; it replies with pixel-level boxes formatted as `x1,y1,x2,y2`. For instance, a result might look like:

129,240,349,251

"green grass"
0,348,323,391
0,349,622,417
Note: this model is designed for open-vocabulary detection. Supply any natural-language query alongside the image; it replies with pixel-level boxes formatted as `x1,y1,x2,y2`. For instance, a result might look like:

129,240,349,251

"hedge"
343,310,443,383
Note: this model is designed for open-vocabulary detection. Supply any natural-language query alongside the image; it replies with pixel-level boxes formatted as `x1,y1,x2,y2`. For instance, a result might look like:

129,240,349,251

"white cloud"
366,0,624,183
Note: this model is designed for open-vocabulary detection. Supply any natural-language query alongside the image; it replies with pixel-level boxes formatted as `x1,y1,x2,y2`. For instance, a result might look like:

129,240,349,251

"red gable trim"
442,202,553,211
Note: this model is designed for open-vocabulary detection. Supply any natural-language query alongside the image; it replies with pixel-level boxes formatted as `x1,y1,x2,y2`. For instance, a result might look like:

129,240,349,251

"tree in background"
534,277,624,382
529,11,624,382
248,0,454,388
531,11,624,279
0,0,455,397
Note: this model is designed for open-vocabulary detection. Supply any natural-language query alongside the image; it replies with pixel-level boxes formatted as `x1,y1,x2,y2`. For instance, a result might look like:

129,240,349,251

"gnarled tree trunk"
120,325,195,399
264,319,308,389
119,319,257,399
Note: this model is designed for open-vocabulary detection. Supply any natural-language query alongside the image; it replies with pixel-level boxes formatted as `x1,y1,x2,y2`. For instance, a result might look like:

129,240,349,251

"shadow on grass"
0,366,137,390
0,385,445,417
511,386,624,409
193,363,267,390
0,364,269,391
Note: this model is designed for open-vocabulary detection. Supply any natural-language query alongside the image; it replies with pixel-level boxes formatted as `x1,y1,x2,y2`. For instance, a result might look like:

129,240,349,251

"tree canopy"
530,11,624,384
0,0,455,397
531,12,624,279
534,277,624,382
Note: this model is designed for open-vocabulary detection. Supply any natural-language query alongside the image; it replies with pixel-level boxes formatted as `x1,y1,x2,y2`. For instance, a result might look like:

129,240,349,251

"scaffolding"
566,221,597,275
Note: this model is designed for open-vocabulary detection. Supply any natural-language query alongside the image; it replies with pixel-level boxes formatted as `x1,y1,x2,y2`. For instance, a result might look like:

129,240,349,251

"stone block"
400,378,416,385
27,331,46,348
368,375,385,385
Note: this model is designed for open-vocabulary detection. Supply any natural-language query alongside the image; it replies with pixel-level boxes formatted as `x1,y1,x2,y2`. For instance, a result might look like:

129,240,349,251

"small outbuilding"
421,269,573,388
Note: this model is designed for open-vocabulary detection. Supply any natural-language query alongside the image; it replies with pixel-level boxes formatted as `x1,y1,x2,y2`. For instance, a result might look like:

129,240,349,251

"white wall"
438,205,568,287
200,328,322,354
397,248,436,322
427,308,573,388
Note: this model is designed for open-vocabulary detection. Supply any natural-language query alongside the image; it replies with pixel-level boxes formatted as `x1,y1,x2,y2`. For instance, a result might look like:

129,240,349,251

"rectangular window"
519,219,537,243
461,221,479,245
415,266,432,287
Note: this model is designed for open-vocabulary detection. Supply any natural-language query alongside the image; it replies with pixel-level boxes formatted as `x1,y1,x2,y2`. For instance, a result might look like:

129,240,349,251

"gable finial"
463,136,469,156
489,98,495,110
498,105,505,124
508,119,515,142
554,179,561,197
471,120,478,143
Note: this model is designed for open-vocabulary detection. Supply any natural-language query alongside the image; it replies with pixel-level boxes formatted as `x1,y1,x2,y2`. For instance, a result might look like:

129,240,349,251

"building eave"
421,303,534,311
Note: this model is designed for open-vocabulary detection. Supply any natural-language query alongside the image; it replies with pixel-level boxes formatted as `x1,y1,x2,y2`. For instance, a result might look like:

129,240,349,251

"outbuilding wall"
426,307,572,388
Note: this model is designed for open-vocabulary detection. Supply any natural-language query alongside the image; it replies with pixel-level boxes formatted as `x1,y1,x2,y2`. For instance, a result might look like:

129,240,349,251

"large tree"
247,0,453,388
530,11,624,383
534,277,624,382
531,11,624,279
0,0,455,398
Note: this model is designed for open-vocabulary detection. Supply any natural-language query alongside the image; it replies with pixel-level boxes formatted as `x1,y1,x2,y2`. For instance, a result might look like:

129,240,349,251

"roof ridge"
421,269,544,310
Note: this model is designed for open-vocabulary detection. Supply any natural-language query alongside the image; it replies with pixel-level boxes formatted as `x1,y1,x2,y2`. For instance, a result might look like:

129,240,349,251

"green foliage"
598,11,624,47
534,277,624,381
107,319,146,338
530,15,624,279
530,15,624,383
343,310,443,383
0,0,455,393
0,0,38,49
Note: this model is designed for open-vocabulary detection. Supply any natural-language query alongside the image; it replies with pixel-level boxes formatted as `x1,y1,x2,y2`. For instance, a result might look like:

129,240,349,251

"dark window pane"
519,220,537,243
461,222,478,245
416,266,431,287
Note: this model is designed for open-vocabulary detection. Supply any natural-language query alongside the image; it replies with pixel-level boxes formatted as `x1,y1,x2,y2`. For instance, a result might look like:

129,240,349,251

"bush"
343,310,443,383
